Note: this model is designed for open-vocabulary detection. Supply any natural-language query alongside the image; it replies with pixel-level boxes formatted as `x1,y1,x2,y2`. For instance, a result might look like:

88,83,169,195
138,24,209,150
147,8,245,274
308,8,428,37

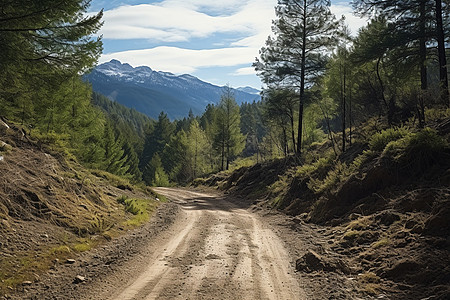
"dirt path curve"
110,187,305,300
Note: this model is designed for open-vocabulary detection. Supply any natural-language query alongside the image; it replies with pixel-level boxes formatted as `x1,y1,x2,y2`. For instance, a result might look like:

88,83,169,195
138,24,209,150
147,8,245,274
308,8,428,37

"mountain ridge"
85,60,261,120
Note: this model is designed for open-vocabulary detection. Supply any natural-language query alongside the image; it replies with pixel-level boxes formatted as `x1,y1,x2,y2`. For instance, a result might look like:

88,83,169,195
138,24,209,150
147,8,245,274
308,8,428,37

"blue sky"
89,0,367,89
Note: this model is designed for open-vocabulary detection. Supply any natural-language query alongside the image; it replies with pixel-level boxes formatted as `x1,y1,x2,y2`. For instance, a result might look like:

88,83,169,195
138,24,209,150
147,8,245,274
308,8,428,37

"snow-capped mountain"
85,60,261,120
236,86,260,95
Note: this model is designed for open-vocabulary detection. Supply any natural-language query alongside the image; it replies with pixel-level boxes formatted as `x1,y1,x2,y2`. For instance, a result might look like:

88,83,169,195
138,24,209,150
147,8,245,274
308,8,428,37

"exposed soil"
197,143,450,299
2,114,449,299
3,188,364,300
0,118,160,298
4,202,179,300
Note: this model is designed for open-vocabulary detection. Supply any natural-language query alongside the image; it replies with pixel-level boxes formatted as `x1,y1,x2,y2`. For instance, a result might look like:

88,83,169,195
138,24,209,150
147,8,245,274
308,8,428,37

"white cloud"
95,0,366,88
230,67,256,76
99,0,276,42
100,46,260,74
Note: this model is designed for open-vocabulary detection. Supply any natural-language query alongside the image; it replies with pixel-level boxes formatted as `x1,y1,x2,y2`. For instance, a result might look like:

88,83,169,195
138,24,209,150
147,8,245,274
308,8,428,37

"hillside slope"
0,118,161,296
196,117,450,299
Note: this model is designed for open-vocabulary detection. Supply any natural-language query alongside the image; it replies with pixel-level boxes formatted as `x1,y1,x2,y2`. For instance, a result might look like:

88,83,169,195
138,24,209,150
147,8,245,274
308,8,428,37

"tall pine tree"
254,0,343,156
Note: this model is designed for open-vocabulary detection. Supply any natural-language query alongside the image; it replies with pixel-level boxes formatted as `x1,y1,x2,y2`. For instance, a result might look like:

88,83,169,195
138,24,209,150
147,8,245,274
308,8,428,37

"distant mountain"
236,86,260,95
84,60,261,120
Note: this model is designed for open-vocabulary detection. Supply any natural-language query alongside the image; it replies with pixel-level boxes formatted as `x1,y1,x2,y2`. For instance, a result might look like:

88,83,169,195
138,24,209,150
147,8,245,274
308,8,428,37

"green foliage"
297,155,335,179
383,128,448,174
0,0,103,127
229,155,259,171
91,170,131,189
140,112,174,170
165,119,213,182
122,141,142,182
369,127,409,151
91,91,151,158
143,153,170,187
303,103,327,147
308,161,352,194
240,101,266,158
101,121,129,176
425,108,450,122
116,196,158,227
117,195,143,215
214,87,245,170
269,172,293,207
352,150,377,170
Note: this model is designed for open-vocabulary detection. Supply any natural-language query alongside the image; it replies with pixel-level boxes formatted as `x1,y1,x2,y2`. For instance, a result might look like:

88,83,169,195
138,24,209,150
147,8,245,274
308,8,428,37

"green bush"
383,128,448,174
425,108,450,122
369,127,409,152
117,195,128,204
308,161,352,194
296,155,334,178
117,196,142,215
351,150,377,170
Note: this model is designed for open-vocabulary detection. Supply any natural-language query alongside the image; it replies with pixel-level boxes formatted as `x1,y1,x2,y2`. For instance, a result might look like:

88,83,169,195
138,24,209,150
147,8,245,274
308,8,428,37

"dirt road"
109,187,305,300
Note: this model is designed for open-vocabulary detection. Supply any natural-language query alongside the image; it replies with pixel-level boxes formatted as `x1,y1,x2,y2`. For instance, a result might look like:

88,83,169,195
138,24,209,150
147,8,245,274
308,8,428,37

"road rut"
111,188,305,300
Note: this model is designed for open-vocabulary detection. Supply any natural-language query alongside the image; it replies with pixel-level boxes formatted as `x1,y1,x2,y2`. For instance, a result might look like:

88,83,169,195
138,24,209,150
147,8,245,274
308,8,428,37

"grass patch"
383,128,448,174
0,234,107,295
425,107,450,121
358,272,381,295
296,155,334,179
372,237,390,249
91,169,132,190
72,238,96,252
343,230,361,240
347,216,372,231
351,150,377,170
229,155,259,171
268,168,296,207
308,161,352,194
117,195,159,228
369,127,409,152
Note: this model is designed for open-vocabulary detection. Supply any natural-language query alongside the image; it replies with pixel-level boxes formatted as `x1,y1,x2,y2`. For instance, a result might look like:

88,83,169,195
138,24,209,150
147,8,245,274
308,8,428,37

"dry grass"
358,272,381,295
346,216,372,231
0,126,157,295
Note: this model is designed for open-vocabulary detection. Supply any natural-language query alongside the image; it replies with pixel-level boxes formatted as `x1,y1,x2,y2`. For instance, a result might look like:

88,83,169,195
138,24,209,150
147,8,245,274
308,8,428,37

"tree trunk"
436,0,449,106
290,113,296,153
349,77,352,146
418,0,427,126
341,60,346,153
297,0,307,157
194,137,198,178
376,57,391,126
320,105,337,156
226,143,230,170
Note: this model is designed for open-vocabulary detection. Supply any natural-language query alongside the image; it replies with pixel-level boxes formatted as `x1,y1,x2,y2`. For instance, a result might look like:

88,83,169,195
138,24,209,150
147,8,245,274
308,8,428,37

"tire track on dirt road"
110,187,305,300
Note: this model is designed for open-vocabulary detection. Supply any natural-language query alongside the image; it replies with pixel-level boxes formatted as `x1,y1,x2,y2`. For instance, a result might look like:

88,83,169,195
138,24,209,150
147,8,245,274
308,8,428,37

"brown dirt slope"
199,118,450,299
0,118,159,297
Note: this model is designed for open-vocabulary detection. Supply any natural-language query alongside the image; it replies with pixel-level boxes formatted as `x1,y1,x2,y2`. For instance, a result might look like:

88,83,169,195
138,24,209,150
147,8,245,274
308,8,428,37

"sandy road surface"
110,188,305,300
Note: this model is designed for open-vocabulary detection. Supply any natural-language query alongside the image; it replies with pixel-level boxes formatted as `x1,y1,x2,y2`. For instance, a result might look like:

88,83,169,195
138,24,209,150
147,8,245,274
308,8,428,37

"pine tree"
200,104,221,171
214,87,245,170
352,0,448,123
263,89,298,155
254,0,344,156
0,0,103,116
435,0,449,106
187,119,209,178
123,141,142,182
143,154,169,187
102,122,129,176
140,112,174,171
